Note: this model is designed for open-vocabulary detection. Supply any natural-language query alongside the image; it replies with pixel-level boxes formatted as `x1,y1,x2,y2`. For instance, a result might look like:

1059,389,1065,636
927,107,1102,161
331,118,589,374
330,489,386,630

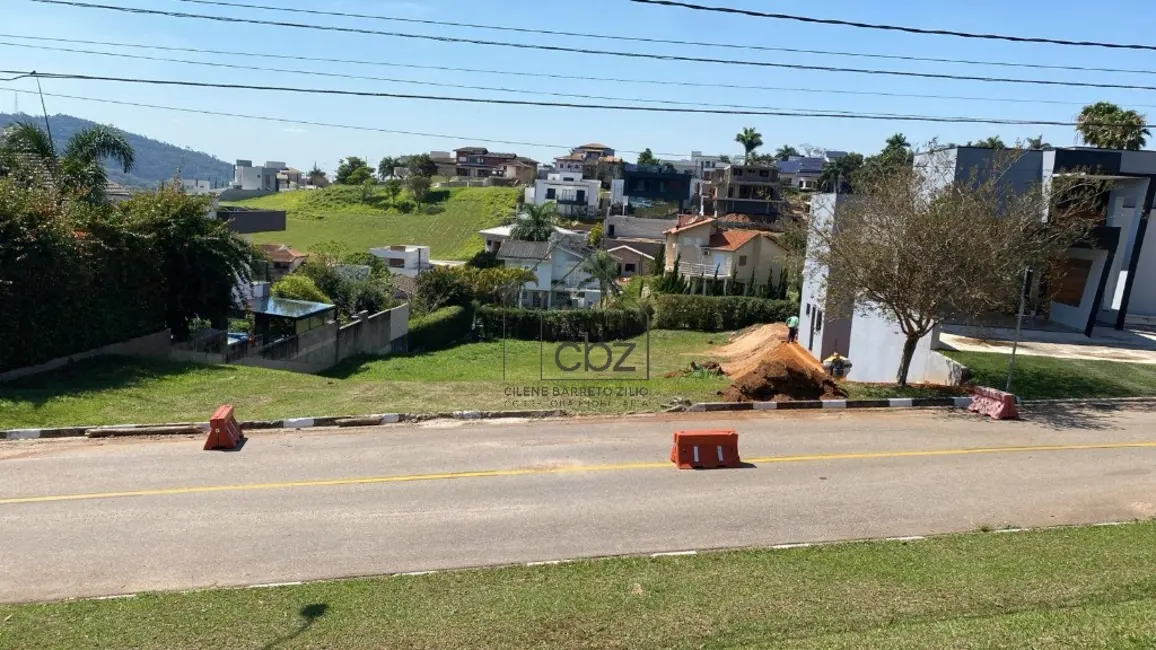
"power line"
5,33,1146,109
4,69,1149,127
631,0,1156,52
0,40,916,115
0,87,686,156
168,0,1156,77
27,0,1156,93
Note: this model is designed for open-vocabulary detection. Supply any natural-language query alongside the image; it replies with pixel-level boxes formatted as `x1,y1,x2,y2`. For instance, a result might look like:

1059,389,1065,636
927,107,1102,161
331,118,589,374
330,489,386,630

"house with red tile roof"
258,244,308,280
662,218,787,290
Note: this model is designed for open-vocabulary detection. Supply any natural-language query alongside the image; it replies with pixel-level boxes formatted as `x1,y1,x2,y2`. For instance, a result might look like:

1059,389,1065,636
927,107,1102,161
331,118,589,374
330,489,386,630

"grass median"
3,522,1155,649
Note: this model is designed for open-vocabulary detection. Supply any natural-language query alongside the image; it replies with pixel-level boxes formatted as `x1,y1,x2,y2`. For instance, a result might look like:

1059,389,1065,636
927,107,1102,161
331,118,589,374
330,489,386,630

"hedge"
475,306,648,342
653,295,797,332
407,305,473,352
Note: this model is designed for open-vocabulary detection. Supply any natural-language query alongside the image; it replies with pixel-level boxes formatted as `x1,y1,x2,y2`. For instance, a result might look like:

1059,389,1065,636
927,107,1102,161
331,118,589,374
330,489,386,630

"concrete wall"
0,330,172,383
1104,179,1148,310
216,188,276,202
799,194,853,361
336,304,410,359
216,209,286,234
846,308,938,384
1050,247,1108,331
1127,213,1156,317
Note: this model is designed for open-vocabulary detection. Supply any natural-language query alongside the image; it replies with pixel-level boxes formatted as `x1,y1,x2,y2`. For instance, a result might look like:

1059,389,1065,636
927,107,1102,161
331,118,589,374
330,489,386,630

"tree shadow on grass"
260,603,329,650
0,355,233,408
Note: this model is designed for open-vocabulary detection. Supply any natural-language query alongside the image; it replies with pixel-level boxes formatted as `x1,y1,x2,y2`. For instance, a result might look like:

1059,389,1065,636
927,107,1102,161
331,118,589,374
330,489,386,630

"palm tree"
884,133,910,152
775,145,799,161
0,121,134,204
974,136,1006,149
1025,135,1049,150
734,127,763,162
377,156,398,180
1077,102,1151,150
510,202,558,242
581,249,620,307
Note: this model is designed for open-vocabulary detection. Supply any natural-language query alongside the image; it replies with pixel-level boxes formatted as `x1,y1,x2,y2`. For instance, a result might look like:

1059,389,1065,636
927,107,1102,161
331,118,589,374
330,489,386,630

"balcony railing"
675,260,734,278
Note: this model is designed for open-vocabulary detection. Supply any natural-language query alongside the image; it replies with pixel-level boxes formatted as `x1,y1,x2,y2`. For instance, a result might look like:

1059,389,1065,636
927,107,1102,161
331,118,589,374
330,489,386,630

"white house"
498,234,601,309
479,223,581,254
525,173,601,218
691,151,723,179
369,245,432,278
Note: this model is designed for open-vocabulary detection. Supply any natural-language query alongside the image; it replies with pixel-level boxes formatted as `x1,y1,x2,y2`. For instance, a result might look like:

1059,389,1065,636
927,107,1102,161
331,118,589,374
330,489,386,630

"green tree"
818,152,864,192
973,136,1007,149
1025,135,1050,150
581,250,621,307
406,174,431,205
734,127,764,161
307,165,328,187
360,177,376,202
406,153,438,178
636,148,659,166
377,156,399,180
335,156,372,185
1076,102,1151,150
587,221,604,247
717,154,731,163
383,178,402,205
272,274,329,303
0,121,134,205
650,243,666,276
775,145,799,161
120,187,254,340
510,202,558,242
858,134,914,183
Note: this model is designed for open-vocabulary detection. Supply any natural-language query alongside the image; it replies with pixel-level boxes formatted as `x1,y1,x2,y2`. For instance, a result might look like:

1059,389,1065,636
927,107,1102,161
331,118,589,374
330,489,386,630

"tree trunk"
895,334,920,387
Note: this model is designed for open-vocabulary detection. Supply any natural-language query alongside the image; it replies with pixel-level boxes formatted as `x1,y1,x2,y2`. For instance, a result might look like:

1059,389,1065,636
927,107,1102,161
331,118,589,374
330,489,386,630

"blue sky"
2,0,1154,175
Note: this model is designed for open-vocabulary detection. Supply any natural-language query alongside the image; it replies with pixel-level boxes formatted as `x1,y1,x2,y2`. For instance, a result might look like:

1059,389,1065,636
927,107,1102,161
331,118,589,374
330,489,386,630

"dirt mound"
719,343,847,403
713,323,789,377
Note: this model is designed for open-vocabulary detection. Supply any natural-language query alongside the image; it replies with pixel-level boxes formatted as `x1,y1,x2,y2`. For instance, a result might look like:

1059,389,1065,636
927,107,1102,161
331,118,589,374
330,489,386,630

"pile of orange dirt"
718,342,848,403
711,323,789,377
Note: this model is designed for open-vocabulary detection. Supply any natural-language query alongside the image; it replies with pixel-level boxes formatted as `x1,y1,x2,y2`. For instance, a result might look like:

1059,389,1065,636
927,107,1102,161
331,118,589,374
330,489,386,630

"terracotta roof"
555,153,586,161
259,243,308,263
708,229,768,251
601,156,623,163
576,143,610,150
664,216,714,235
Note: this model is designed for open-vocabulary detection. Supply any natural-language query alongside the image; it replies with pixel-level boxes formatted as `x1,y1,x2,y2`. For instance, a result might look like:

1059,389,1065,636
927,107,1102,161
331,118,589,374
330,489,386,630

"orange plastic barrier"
670,429,740,469
205,404,245,450
968,386,1019,420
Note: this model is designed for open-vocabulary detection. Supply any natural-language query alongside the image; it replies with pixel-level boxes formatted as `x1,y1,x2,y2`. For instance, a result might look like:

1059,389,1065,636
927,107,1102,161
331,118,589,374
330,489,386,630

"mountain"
0,113,233,188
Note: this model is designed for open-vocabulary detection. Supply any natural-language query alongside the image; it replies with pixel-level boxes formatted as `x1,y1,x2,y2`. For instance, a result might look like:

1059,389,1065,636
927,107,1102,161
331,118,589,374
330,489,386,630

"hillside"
231,185,519,260
0,113,233,188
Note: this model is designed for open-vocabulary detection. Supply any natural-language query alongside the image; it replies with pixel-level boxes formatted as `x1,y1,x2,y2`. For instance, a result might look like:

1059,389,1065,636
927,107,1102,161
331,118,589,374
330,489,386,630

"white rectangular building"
369,245,432,278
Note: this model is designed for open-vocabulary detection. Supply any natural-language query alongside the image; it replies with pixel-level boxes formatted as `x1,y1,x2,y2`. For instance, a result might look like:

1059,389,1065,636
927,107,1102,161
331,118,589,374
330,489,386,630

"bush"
466,249,502,269
272,275,330,303
653,295,797,331
475,306,647,342
407,305,473,352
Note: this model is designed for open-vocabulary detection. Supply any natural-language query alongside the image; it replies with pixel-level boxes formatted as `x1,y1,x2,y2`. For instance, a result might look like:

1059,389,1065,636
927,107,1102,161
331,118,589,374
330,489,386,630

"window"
389,258,405,268
815,309,823,331
806,303,811,316
734,169,743,177
759,169,769,178
546,188,556,200
625,263,636,273
472,157,484,164
738,255,748,266
607,224,616,237
1056,258,1093,306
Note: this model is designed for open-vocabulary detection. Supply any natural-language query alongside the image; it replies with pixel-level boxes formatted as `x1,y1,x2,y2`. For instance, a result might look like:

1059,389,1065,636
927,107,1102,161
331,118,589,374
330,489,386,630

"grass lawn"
945,350,1156,400
3,523,1155,649
229,185,518,260
0,331,729,427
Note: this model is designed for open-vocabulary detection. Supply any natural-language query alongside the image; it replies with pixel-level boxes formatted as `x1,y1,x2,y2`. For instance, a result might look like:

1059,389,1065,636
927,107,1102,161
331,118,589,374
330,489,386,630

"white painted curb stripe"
651,551,697,557
6,429,41,440
284,417,314,429
953,397,973,408
248,581,303,589
380,413,401,424
753,401,778,410
823,400,848,409
888,398,914,407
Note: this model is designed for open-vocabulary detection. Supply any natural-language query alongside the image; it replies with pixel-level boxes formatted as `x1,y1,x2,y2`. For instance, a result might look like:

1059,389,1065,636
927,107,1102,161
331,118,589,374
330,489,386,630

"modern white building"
525,172,601,218
233,160,284,192
478,224,600,308
369,245,432,278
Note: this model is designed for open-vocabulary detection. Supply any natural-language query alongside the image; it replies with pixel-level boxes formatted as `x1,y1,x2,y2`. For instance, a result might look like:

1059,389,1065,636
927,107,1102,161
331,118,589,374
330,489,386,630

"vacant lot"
3,523,1154,649
946,349,1156,400
231,185,518,259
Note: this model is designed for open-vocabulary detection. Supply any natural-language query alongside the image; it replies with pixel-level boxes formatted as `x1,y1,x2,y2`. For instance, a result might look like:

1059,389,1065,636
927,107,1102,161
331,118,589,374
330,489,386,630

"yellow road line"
3,441,1155,506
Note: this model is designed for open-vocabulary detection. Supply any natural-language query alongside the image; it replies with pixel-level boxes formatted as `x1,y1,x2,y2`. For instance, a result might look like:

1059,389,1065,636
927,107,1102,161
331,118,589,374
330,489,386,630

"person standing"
786,314,800,344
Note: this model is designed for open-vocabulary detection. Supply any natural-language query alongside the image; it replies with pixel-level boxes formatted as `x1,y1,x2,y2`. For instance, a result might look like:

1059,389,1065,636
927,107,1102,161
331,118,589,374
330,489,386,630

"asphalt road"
2,405,1155,603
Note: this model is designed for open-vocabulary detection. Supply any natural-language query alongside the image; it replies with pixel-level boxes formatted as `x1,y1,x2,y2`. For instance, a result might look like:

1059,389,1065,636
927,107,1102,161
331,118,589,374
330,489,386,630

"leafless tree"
808,145,1110,386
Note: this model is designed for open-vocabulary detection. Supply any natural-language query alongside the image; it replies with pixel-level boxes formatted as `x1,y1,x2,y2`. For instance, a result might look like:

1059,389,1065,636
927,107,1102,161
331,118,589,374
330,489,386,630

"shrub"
475,306,647,342
272,275,330,304
466,249,502,269
407,305,473,352
653,295,797,331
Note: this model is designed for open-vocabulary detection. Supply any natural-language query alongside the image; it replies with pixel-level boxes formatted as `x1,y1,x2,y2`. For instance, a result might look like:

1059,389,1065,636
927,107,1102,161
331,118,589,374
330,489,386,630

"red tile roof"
259,243,308,263
707,229,763,251
664,216,714,235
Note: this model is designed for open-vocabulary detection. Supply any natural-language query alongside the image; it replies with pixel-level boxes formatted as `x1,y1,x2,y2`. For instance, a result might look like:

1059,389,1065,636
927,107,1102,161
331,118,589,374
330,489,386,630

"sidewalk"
939,325,1156,365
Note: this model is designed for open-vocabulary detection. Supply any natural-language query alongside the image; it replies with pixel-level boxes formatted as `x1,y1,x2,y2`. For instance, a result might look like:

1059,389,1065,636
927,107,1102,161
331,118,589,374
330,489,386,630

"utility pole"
33,73,53,151
1005,267,1030,393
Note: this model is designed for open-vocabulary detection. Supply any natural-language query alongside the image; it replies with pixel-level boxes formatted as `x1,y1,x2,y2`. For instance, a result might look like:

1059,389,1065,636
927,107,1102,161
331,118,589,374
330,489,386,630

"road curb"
3,409,569,441
688,396,974,412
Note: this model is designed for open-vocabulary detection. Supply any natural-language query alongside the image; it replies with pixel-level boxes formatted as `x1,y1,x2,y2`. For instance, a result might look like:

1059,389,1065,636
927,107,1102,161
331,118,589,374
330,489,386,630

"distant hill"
0,113,233,188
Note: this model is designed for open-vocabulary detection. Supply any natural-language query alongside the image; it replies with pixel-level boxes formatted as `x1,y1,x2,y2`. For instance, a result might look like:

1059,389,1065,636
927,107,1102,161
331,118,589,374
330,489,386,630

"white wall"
846,308,938,383
1126,212,1156,317
1105,179,1148,310
1050,247,1108,331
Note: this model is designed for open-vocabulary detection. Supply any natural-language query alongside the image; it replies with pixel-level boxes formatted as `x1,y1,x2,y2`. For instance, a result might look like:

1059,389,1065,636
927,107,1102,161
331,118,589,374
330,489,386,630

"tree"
406,153,438,178
0,121,134,205
587,221,603,247
650,243,666,276
377,156,399,180
406,174,431,205
636,148,659,166
1076,102,1151,150
775,145,799,161
510,202,558,242
1025,135,1050,150
335,156,372,185
383,178,402,205
360,177,376,202
858,134,913,184
120,186,254,340
807,146,1109,386
272,274,329,303
972,136,1007,149
735,127,763,161
582,250,620,307
307,165,328,187
717,154,731,163
818,152,864,192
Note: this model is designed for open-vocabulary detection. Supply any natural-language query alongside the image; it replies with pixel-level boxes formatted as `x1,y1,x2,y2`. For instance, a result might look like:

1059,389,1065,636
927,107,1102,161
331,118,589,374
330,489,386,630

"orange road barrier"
968,386,1019,420
670,429,741,469
205,404,246,451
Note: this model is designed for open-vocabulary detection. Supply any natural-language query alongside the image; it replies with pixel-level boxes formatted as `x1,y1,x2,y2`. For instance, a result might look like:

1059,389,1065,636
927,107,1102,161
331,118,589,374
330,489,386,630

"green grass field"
3,522,1155,649
945,350,1156,400
229,185,519,260
0,331,729,427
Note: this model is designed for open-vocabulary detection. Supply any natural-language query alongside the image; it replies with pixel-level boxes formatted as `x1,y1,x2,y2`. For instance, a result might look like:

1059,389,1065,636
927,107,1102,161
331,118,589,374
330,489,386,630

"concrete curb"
3,409,568,441
688,396,974,412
